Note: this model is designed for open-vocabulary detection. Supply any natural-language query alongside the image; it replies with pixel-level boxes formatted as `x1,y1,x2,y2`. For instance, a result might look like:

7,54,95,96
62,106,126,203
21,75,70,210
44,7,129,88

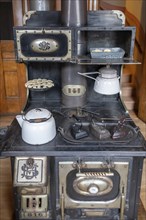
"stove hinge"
60,185,65,220
120,185,126,220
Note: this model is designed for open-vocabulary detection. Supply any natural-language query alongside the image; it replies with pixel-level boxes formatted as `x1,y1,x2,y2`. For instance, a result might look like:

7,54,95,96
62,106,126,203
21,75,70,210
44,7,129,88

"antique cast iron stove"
0,1,146,220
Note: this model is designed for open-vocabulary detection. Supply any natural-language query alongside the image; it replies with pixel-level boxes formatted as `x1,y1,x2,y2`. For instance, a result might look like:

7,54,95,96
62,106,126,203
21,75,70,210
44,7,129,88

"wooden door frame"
0,41,6,113
138,32,146,122
12,0,24,26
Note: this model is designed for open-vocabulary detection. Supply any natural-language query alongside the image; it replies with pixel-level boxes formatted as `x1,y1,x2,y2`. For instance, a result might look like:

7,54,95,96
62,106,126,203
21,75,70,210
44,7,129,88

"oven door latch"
76,172,114,177
72,160,114,177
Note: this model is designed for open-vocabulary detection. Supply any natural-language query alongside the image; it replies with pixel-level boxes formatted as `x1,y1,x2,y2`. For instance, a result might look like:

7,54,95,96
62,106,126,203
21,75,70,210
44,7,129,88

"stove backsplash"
13,3,136,109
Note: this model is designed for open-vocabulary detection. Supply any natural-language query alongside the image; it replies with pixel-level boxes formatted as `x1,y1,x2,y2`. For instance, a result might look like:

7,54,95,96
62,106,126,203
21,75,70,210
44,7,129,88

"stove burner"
62,107,125,122
96,109,124,119
63,108,89,118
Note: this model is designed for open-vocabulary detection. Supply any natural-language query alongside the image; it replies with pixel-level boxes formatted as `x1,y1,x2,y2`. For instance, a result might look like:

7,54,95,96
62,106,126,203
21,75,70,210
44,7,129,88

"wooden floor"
0,113,146,220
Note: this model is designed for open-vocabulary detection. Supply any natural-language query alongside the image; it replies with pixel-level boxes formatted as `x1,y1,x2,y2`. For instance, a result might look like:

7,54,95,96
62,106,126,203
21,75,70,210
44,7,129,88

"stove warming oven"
0,1,146,220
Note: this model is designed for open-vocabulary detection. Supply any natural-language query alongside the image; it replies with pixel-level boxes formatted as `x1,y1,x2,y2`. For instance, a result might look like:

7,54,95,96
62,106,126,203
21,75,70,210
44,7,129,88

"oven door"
58,160,129,218
66,168,119,202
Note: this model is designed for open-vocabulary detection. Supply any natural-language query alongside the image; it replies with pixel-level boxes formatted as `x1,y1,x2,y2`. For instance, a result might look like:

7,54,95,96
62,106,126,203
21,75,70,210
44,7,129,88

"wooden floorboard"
0,158,14,220
0,114,146,220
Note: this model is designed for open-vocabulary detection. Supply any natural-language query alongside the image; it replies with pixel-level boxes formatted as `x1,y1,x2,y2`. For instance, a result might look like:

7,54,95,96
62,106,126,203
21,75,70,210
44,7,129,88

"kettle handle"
77,71,100,81
23,115,52,123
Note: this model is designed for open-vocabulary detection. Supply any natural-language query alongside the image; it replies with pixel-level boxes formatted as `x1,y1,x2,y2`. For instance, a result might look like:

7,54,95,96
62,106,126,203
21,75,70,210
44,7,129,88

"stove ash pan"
58,160,130,219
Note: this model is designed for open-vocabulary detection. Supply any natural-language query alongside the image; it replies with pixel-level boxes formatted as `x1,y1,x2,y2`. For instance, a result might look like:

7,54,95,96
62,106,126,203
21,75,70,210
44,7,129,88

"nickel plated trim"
73,176,113,196
23,11,36,25
13,157,48,186
16,29,72,61
112,10,125,25
59,160,129,209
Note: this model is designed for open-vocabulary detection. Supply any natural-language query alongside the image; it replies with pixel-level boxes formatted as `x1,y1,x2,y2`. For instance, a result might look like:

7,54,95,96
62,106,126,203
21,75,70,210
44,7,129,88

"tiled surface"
0,114,146,219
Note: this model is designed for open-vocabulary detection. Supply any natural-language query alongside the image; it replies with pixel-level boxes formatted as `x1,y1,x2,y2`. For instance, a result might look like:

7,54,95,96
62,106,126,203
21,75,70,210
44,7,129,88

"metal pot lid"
99,66,117,79
25,108,52,121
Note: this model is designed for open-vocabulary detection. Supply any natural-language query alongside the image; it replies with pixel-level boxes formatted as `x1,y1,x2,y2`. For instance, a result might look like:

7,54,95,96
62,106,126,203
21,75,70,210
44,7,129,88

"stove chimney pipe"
61,0,87,27
61,0,87,55
61,0,87,108
29,0,56,11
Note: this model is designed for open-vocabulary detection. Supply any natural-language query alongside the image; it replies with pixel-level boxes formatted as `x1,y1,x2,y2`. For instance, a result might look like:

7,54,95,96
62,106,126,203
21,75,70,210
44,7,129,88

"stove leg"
120,186,126,220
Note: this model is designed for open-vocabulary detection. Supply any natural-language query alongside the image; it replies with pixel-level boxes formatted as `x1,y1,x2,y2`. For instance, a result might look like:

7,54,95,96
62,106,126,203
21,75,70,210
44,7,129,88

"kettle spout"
16,115,23,127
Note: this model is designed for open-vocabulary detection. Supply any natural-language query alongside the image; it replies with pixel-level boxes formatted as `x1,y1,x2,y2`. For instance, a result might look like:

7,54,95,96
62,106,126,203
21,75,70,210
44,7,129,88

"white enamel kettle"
16,108,56,145
78,65,120,95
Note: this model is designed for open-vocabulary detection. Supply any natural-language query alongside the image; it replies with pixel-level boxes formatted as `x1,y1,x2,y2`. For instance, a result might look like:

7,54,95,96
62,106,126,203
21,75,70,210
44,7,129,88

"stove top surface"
1,104,146,157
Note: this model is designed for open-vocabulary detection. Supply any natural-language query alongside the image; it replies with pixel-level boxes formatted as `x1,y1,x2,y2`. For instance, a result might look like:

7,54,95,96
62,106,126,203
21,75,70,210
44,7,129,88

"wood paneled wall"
0,1,27,114
12,0,23,26
0,41,26,114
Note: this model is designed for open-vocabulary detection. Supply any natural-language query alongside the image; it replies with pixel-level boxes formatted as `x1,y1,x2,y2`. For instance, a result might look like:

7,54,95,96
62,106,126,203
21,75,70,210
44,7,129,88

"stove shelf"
76,56,141,65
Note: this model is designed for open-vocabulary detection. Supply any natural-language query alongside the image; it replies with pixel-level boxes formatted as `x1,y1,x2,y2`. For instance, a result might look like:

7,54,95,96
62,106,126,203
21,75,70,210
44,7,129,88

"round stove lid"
25,108,52,121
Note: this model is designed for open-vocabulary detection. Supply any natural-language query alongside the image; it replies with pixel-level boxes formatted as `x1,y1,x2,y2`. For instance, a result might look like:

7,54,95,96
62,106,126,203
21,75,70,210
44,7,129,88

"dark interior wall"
0,1,13,40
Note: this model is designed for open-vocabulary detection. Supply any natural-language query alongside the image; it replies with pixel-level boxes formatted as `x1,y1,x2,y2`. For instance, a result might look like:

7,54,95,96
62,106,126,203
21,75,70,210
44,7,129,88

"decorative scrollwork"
38,41,51,51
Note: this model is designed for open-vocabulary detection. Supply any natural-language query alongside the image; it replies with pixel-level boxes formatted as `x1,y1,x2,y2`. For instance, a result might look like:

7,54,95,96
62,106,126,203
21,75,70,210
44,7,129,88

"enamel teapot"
78,65,120,95
16,108,56,145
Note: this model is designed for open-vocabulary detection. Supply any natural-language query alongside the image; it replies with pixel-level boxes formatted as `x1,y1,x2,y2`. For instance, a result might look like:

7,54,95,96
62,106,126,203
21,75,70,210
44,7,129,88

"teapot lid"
25,108,51,121
99,65,117,78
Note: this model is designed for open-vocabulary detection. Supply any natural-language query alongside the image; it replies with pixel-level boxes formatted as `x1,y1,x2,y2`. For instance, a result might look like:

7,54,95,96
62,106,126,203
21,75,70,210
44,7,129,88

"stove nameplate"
13,157,48,186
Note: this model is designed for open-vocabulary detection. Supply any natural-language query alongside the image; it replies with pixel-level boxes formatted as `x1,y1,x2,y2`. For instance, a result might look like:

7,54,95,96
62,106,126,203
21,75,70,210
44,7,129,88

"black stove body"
0,1,146,220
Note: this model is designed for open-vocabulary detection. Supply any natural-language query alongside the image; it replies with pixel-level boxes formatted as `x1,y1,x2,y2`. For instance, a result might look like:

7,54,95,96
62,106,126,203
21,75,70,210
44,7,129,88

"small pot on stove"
16,108,56,145
95,66,120,95
78,65,120,95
